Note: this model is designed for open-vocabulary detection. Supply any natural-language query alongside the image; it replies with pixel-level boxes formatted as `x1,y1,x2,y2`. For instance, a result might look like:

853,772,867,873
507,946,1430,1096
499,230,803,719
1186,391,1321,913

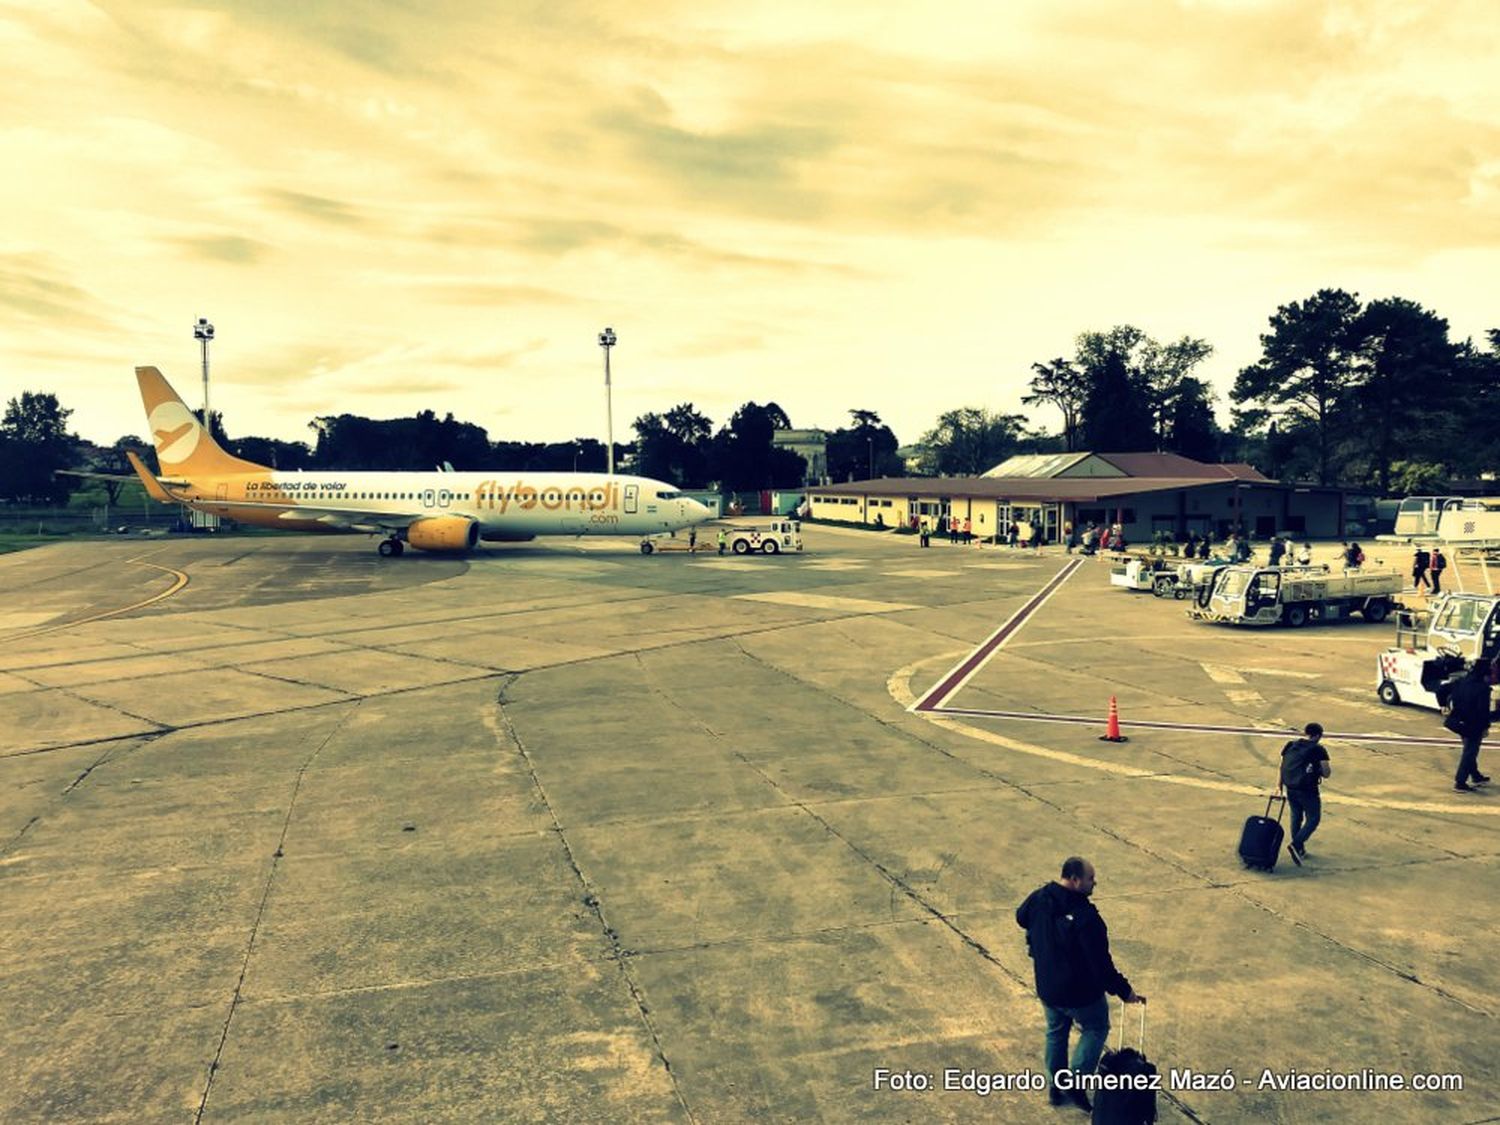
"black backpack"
1279,739,1323,789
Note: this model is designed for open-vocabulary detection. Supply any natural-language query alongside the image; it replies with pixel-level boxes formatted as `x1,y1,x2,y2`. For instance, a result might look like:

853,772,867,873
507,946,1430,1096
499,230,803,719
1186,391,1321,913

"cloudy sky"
2,0,1496,452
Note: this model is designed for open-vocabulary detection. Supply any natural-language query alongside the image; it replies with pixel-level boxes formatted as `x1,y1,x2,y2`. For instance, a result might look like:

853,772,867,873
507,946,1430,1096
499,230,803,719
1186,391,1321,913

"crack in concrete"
491,674,697,1125
194,703,361,1124
0,736,161,858
639,645,1038,991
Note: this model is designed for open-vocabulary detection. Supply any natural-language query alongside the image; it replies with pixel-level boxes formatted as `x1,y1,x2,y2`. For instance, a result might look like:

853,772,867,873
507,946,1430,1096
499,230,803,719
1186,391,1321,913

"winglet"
135,365,268,477
125,450,176,504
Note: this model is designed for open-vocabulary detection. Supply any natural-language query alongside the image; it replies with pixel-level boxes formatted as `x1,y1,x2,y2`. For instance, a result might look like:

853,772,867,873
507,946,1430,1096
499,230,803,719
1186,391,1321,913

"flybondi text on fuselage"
128,364,712,556
473,480,619,513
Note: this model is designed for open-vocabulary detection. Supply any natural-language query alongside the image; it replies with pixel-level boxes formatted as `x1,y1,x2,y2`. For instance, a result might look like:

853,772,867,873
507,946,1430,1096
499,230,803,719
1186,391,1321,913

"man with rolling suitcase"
1280,722,1330,865
1015,857,1146,1112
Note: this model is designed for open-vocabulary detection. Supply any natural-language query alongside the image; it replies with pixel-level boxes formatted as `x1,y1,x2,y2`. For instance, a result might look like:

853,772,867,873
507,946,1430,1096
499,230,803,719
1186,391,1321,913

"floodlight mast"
598,327,617,475
193,317,215,432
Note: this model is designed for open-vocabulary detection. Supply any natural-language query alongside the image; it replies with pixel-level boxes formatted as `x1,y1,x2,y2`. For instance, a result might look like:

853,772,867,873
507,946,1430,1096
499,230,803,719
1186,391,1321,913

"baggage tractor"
1092,999,1157,1124
1238,792,1286,870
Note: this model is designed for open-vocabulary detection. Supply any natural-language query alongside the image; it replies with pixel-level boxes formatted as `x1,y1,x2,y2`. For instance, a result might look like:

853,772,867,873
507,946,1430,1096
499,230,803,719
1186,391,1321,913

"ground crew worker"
717,528,727,555
1431,547,1447,595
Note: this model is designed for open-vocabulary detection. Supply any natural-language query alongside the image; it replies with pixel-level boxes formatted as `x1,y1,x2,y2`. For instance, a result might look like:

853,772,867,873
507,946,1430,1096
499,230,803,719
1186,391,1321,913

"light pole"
868,436,874,480
598,326,617,475
193,317,215,432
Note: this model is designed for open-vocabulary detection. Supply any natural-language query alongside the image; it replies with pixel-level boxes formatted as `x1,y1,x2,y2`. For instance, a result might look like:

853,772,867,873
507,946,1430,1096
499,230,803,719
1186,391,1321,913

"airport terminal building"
808,451,1347,542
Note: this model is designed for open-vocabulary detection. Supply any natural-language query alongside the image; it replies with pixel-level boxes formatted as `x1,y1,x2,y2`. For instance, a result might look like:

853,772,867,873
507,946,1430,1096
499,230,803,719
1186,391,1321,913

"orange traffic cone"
1099,696,1129,743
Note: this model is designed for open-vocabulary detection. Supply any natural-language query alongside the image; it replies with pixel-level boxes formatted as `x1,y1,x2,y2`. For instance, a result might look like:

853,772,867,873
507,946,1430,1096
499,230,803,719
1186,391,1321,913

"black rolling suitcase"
1238,791,1286,870
1092,999,1157,1124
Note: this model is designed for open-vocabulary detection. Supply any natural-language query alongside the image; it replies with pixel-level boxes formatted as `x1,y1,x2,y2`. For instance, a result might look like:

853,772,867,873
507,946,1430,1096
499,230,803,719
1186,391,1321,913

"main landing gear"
377,537,405,557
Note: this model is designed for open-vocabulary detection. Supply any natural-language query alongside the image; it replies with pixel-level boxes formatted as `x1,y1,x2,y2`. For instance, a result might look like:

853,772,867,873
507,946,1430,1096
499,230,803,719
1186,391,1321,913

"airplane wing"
266,504,429,532
56,469,138,483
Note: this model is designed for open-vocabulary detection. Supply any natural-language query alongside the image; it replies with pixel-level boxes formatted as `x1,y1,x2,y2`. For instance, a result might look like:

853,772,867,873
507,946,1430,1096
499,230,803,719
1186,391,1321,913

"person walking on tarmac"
1447,661,1493,792
1280,722,1331,864
1015,857,1145,1112
1412,547,1431,592
716,528,727,555
1431,547,1448,595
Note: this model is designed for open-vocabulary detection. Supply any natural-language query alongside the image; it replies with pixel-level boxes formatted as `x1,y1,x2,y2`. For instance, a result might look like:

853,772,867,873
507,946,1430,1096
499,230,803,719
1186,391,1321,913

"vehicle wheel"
1378,680,1401,705
378,539,395,557
732,540,749,555
1174,587,1189,600
640,541,654,555
1153,577,1173,597
762,540,780,555
1284,605,1308,628
1363,599,1389,623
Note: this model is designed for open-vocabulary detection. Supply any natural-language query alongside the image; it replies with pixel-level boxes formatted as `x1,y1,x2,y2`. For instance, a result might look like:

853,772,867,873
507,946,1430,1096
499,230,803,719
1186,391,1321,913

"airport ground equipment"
1189,564,1402,627
1238,792,1286,870
1375,594,1500,708
1154,557,1232,600
640,519,803,556
1380,495,1500,545
1110,554,1231,599
1108,555,1172,592
723,520,803,555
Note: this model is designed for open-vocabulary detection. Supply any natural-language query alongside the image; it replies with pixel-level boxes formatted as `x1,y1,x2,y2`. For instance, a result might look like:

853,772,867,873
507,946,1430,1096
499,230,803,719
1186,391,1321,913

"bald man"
1016,856,1145,1112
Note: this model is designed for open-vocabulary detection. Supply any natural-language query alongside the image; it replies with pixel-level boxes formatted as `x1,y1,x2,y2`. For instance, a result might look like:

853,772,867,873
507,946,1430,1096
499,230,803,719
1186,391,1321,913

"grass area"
0,533,66,555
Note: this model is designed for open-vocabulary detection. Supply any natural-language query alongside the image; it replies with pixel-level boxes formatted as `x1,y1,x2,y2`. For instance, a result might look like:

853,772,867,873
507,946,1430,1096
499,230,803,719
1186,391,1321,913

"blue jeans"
1042,995,1110,1088
1287,787,1321,850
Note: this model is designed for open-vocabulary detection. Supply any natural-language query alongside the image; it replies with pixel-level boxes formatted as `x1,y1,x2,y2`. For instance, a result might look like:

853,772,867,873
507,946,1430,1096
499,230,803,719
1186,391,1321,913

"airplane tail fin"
135,366,268,477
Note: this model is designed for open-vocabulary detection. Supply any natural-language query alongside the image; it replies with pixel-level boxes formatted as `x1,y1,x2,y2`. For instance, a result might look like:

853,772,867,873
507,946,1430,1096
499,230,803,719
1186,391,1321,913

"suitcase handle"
1114,996,1146,1055
1264,793,1287,823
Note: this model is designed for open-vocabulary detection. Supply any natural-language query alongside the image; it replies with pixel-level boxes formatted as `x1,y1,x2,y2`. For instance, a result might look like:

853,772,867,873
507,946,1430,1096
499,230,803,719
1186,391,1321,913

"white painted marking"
1202,664,1246,685
733,591,917,613
887,656,1500,817
1225,689,1266,705
883,569,959,578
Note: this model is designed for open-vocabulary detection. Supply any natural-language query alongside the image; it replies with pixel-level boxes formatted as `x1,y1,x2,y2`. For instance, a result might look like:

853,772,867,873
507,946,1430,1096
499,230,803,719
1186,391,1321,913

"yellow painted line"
889,653,1500,817
10,559,190,639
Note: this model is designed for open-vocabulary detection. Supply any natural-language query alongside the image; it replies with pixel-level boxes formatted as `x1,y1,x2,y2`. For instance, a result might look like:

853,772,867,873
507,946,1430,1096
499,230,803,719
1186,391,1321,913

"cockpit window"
656,490,681,500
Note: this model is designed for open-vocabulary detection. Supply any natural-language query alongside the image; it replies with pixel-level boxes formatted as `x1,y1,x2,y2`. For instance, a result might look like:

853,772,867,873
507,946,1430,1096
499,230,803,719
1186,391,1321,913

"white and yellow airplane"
124,366,712,556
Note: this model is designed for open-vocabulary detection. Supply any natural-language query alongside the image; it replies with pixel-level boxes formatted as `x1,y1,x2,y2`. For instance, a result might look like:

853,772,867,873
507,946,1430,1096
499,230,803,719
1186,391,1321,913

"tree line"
4,287,1496,504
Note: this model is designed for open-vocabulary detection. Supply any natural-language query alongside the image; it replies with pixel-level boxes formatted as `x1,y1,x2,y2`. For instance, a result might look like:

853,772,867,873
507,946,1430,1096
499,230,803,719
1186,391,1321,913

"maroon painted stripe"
913,558,1086,712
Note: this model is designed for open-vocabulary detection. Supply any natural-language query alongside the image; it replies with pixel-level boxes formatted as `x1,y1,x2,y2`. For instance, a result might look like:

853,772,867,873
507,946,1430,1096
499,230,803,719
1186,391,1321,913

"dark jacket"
1015,882,1132,1008
1279,738,1329,791
1449,671,1493,737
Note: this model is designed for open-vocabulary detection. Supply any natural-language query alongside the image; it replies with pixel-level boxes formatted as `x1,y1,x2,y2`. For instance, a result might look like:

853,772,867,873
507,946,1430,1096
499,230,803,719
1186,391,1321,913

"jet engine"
406,515,480,552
